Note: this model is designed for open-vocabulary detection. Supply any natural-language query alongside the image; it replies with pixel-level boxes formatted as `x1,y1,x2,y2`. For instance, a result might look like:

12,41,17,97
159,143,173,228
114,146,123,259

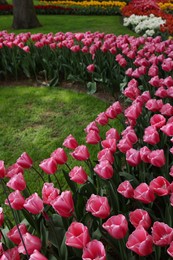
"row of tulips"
1,32,173,259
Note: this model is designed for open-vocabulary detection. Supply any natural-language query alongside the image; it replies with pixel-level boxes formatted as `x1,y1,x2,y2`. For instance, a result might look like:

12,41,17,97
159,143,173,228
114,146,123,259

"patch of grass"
0,15,137,36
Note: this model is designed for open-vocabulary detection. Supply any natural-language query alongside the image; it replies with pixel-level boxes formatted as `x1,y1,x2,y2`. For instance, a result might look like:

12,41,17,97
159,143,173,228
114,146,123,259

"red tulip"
52,190,74,217
133,183,155,204
18,232,41,255
29,249,48,260
129,209,151,229
82,240,106,260
69,166,88,184
152,221,173,246
6,172,26,191
63,134,78,149
86,194,110,219
16,152,33,169
126,226,153,256
5,190,25,210
102,214,128,239
70,145,90,161
24,193,43,214
51,148,67,164
117,180,134,198
39,157,57,175
42,182,60,205
7,224,27,245
94,160,113,179
65,222,90,249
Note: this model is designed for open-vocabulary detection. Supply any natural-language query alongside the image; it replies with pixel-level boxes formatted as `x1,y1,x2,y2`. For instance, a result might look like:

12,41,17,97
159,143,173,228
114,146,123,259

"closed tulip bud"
160,123,173,136
97,148,114,164
95,112,108,126
133,183,155,204
102,214,128,239
94,160,113,179
7,224,27,245
129,209,151,229
148,149,165,167
86,130,101,145
160,103,173,116
70,145,90,161
18,233,42,255
24,193,43,214
63,134,78,149
150,114,166,129
52,190,74,217
152,221,173,246
29,249,48,260
106,128,120,140
140,146,151,163
0,160,6,178
5,190,25,210
16,152,33,169
126,148,141,166
101,138,117,153
6,172,26,191
149,176,170,196
82,240,106,260
39,157,57,175
65,222,90,249
6,163,24,178
87,64,95,73
51,148,68,164
84,121,99,134
69,166,88,184
1,247,20,260
126,226,153,256
143,126,160,145
117,137,132,154
86,194,110,219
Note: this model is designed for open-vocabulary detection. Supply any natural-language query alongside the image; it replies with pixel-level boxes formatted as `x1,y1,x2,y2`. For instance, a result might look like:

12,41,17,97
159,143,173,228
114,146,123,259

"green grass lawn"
0,15,137,36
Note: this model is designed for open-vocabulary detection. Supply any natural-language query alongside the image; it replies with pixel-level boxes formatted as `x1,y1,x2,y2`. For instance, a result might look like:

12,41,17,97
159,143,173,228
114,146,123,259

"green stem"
32,166,46,182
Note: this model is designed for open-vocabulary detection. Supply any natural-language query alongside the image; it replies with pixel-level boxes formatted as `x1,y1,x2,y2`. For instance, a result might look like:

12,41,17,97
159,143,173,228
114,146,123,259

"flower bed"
1,31,173,259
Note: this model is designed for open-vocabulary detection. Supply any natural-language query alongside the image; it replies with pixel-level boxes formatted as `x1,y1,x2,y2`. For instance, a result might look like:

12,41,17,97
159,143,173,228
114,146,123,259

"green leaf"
119,171,139,186
62,170,77,194
87,82,97,94
59,234,68,260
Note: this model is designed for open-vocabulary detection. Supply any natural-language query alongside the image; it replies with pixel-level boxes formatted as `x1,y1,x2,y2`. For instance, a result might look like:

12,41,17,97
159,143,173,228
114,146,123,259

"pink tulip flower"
51,148,68,164
129,209,151,229
126,148,141,167
133,183,155,204
5,190,25,210
152,221,173,246
95,112,109,126
63,134,78,149
0,247,20,260
86,194,110,219
52,190,74,217
140,146,151,163
101,139,117,153
18,232,42,255
117,180,134,198
149,176,170,196
70,145,90,161
7,224,27,245
106,128,120,140
87,64,95,73
143,126,160,145
147,149,165,167
6,172,26,191
24,193,43,214
42,182,60,205
84,121,99,134
150,114,166,129
94,160,113,179
16,152,33,169
6,163,24,178
82,240,106,260
29,249,48,260
39,157,57,175
86,130,101,145
69,166,88,184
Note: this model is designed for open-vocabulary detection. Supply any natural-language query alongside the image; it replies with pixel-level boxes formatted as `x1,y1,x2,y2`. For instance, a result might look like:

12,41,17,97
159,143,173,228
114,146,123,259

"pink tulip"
117,180,134,198
63,134,78,149
101,139,117,153
86,130,101,145
86,194,110,219
97,148,114,164
148,65,159,77
124,101,142,121
29,249,48,260
106,128,120,140
51,148,67,165
84,121,99,134
163,76,173,88
140,146,151,163
6,172,26,191
95,112,109,125
126,226,153,256
69,166,88,184
16,152,33,169
149,176,170,196
65,222,90,249
160,123,173,136
52,190,74,217
148,75,160,87
123,79,140,100
42,182,60,205
94,160,113,179
122,128,138,144
145,99,163,112
133,183,155,204
129,209,151,229
6,163,24,178
18,232,41,255
7,224,27,245
39,157,57,175
70,145,90,161
0,247,20,260
160,103,173,116
143,126,160,145
102,214,128,239
126,148,141,166
0,161,6,178
24,193,43,214
150,114,166,129
162,58,173,72
82,240,106,260
155,87,168,98
148,149,165,167
5,190,25,210
152,221,173,246
87,64,95,73
117,137,133,153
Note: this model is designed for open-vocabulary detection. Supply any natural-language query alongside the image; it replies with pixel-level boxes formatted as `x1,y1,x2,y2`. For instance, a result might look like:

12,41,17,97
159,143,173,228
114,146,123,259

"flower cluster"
1,31,173,258
123,13,166,37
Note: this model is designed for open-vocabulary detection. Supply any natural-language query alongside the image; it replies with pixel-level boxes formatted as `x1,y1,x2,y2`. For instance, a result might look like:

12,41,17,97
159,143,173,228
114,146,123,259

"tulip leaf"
51,214,64,228
119,171,139,186
62,170,77,194
59,234,68,260
87,81,97,94
40,219,48,254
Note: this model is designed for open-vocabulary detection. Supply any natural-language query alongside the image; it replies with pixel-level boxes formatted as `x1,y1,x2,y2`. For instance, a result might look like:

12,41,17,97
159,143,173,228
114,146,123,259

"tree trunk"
12,0,41,29
0,0,8,4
